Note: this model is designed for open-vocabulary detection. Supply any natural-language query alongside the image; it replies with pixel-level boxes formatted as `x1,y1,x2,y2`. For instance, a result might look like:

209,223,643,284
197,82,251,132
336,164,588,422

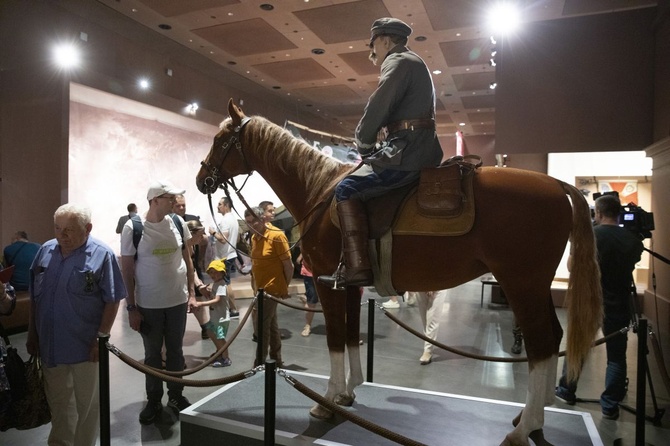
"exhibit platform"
180,371,603,446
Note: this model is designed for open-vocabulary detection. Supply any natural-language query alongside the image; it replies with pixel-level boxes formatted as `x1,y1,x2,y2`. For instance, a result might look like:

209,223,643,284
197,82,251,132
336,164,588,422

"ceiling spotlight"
490,82,497,89
138,78,150,90
186,103,199,115
53,42,81,69
487,3,521,35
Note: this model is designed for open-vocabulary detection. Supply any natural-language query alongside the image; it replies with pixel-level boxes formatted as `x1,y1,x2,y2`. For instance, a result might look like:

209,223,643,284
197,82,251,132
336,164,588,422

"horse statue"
196,100,602,446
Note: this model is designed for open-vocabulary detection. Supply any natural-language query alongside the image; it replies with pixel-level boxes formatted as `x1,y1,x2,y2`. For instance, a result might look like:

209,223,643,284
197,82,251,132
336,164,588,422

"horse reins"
200,116,332,262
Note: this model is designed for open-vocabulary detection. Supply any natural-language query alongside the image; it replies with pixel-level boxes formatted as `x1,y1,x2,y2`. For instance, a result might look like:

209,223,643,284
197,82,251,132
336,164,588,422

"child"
195,260,232,367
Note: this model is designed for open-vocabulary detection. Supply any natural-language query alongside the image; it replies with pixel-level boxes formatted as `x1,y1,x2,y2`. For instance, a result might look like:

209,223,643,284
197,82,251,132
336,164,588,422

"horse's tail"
561,181,602,382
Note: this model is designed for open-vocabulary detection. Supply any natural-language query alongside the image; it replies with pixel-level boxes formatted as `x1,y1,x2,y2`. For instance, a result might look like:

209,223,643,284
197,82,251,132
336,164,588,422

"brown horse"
196,100,602,446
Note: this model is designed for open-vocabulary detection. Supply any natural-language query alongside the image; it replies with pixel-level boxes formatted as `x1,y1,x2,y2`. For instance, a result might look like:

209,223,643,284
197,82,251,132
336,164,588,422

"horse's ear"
228,99,245,126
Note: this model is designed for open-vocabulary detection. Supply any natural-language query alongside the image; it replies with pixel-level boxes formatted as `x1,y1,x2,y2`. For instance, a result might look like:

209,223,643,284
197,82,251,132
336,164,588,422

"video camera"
619,203,655,239
593,191,655,239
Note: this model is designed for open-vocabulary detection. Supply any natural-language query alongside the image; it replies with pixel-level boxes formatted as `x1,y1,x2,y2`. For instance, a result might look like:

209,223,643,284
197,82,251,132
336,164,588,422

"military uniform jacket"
355,45,443,172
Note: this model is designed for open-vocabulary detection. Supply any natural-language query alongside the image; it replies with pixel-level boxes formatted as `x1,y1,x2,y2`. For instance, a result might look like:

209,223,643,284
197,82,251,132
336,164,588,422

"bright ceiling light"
53,43,81,69
138,78,150,90
487,2,521,35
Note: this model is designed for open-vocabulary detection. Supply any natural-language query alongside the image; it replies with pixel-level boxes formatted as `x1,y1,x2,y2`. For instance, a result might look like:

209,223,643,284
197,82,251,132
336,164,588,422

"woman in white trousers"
405,290,447,365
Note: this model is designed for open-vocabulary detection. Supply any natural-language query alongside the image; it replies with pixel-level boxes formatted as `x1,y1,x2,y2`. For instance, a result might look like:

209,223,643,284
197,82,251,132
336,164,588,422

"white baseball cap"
147,180,186,201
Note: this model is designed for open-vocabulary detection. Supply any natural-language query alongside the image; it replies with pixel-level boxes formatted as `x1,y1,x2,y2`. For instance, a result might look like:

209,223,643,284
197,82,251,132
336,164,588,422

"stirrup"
317,261,346,290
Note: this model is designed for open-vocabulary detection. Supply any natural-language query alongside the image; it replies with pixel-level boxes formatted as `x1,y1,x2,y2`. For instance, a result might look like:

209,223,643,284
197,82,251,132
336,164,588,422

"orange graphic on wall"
598,181,638,205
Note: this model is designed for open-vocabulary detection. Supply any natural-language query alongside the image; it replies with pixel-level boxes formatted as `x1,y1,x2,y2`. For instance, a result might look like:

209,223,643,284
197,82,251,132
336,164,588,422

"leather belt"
386,118,435,134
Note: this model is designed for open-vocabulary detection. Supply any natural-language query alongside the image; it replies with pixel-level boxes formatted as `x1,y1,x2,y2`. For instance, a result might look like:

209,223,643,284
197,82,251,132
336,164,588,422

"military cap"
370,17,413,41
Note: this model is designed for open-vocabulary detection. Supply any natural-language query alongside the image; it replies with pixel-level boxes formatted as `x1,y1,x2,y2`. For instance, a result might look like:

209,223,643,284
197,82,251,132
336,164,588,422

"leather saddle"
330,155,481,238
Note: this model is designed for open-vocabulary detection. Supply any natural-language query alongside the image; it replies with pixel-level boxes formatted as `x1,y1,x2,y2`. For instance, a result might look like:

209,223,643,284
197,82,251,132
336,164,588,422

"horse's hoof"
309,404,333,420
334,392,355,407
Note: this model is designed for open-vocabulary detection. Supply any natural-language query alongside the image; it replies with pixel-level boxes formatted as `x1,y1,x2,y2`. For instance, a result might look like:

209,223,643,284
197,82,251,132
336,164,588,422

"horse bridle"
200,116,253,195
199,115,330,261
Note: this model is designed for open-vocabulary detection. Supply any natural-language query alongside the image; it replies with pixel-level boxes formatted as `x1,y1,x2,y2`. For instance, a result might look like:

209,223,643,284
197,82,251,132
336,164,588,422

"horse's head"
196,99,252,194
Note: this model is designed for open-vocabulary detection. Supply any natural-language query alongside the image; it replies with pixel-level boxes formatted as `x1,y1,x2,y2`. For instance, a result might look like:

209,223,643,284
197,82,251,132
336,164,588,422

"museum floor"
3,277,670,445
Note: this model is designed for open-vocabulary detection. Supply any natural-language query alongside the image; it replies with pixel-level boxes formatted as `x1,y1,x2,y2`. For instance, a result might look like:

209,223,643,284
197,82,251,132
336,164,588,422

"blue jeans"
600,315,629,412
557,315,628,412
335,167,419,202
139,302,188,401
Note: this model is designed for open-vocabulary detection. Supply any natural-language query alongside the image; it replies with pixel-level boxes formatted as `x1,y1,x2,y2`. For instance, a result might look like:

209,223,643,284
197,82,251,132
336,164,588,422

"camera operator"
556,193,644,420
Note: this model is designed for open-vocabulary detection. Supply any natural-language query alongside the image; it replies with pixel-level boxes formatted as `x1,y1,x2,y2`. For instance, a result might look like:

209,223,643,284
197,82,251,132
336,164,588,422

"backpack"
131,214,185,260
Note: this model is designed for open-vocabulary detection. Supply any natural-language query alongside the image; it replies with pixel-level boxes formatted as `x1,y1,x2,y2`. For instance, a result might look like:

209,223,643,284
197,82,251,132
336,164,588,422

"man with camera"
556,193,644,420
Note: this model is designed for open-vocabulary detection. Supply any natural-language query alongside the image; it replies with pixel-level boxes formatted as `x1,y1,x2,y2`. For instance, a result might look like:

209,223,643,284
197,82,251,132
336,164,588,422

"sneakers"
167,395,191,412
139,400,163,424
602,407,620,420
212,357,232,367
554,386,576,405
382,299,399,309
301,324,311,337
229,310,240,319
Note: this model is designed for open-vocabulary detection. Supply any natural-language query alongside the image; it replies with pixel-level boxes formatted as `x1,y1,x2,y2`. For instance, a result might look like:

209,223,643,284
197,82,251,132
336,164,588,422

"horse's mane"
225,116,354,204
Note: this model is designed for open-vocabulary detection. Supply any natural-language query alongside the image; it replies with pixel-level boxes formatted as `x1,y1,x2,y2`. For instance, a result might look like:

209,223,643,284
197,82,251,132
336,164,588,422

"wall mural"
68,91,278,255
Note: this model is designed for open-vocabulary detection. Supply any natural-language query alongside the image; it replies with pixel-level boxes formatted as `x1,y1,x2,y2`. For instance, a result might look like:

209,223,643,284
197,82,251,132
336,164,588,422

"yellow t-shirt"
250,224,291,296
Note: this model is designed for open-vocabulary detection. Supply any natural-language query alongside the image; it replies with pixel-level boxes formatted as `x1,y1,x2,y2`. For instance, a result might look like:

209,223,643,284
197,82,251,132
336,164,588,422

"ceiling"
97,0,656,138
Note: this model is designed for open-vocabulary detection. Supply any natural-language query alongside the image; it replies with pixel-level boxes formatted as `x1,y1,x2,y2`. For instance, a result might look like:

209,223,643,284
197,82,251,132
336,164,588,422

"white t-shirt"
211,212,239,261
210,280,229,323
120,215,192,309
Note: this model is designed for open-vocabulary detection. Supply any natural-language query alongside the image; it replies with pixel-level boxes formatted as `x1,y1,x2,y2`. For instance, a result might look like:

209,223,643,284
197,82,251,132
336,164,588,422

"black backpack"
131,214,185,260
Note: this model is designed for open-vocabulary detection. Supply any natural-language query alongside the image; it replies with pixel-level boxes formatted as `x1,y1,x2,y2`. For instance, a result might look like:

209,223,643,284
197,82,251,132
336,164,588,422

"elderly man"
120,181,196,424
27,204,127,446
245,206,293,367
319,17,443,289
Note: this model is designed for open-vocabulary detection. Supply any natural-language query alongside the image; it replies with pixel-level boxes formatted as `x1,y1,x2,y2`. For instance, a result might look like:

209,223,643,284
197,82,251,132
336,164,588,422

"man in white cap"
120,180,196,424
319,17,443,289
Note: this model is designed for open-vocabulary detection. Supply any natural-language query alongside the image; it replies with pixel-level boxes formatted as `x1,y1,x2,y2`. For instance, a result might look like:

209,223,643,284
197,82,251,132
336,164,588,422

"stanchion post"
98,334,111,446
366,298,375,382
264,359,276,446
257,289,264,367
636,318,647,446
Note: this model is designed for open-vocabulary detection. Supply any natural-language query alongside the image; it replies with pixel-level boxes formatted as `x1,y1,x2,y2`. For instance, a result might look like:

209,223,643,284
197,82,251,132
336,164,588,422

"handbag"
0,354,51,431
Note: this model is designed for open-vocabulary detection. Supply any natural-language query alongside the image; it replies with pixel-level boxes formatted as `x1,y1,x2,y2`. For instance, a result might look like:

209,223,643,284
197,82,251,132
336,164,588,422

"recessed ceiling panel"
339,51,378,76
294,0,389,44
296,85,360,104
440,39,492,67
467,111,495,122
253,58,335,84
472,124,495,134
193,18,297,56
452,71,496,91
423,0,483,31
138,0,240,17
461,95,495,109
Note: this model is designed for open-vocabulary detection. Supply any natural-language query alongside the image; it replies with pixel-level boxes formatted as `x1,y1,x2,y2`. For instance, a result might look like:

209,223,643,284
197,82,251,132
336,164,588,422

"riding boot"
318,199,373,289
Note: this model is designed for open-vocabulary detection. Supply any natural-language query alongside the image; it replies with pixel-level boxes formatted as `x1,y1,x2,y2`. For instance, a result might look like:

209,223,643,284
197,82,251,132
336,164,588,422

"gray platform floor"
2,276,669,445
181,371,602,445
